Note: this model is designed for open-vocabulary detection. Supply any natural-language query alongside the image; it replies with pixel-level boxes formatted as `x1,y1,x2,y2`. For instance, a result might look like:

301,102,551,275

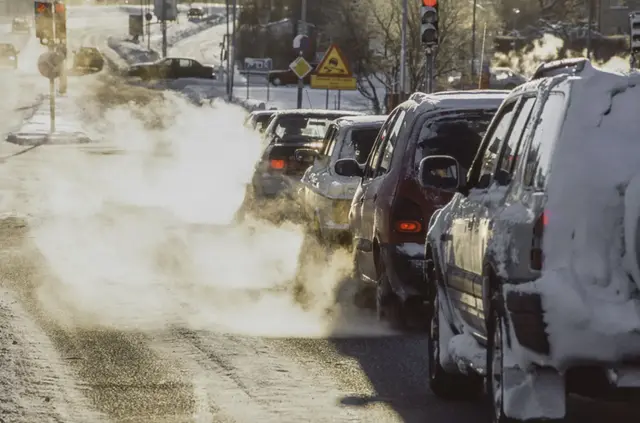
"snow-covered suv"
423,58,640,422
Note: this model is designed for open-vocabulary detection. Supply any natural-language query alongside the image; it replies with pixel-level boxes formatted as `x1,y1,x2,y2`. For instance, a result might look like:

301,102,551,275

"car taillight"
270,159,285,170
396,220,422,233
530,211,547,271
393,197,425,234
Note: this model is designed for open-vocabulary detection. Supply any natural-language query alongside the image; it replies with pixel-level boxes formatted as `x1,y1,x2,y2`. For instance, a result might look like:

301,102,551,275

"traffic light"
54,1,67,41
34,1,54,42
420,0,439,47
630,12,640,53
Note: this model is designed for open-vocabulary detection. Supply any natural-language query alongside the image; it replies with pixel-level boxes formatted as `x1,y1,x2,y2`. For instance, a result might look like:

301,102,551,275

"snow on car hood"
510,65,640,367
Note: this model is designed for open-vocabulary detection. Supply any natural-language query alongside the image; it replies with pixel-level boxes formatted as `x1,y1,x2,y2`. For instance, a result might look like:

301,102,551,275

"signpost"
244,57,273,101
310,44,356,109
34,1,67,135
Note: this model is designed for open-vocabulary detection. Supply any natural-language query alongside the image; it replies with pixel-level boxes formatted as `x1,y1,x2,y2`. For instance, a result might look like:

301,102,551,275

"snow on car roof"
335,115,387,127
271,109,364,116
408,90,509,114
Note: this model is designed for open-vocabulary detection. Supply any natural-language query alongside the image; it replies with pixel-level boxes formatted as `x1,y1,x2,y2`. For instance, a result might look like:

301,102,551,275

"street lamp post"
471,0,477,79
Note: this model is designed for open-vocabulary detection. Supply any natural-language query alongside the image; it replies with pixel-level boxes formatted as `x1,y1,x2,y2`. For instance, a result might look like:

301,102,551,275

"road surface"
2,7,640,423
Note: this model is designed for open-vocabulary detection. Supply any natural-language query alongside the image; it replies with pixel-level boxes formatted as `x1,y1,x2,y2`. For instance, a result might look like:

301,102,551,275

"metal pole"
225,0,230,99
337,90,341,109
400,0,407,96
297,0,307,109
424,48,434,94
246,71,250,100
147,0,151,50
325,89,329,108
230,0,237,98
471,0,477,81
49,78,56,133
586,0,594,59
161,0,167,57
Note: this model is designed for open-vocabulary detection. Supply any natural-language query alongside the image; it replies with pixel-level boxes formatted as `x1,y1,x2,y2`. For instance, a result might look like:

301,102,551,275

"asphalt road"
2,7,640,423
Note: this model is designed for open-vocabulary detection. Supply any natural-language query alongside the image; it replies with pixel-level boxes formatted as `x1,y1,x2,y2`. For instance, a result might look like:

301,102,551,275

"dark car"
0,43,18,69
11,17,30,33
268,63,318,86
73,47,104,72
241,109,364,220
244,110,277,133
187,7,204,20
127,57,216,81
335,90,508,330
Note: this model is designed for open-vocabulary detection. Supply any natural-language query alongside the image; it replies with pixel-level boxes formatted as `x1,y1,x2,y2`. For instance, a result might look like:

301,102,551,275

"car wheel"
428,284,483,400
375,259,406,330
272,77,282,86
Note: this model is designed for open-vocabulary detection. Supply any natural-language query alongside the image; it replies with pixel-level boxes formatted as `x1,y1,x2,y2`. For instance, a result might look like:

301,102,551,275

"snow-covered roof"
408,90,510,115
335,115,387,127
271,109,364,117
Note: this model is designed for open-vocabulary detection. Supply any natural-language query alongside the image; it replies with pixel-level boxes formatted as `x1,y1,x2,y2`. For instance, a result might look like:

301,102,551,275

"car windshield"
273,116,331,142
415,110,495,171
338,126,381,163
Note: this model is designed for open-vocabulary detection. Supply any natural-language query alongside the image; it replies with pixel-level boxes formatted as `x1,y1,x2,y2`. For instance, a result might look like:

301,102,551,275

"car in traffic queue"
423,58,640,423
0,43,18,69
244,110,278,134
297,115,386,244
126,57,217,81
72,46,104,73
244,109,364,218
187,7,205,21
334,90,508,329
11,17,30,33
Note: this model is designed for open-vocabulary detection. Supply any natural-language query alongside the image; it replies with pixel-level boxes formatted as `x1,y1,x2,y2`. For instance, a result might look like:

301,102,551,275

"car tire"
487,298,520,423
375,260,406,330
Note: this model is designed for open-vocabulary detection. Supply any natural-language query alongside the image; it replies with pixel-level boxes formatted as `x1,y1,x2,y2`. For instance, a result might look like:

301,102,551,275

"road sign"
154,0,177,21
289,57,312,79
38,51,63,79
145,12,153,21
310,75,357,90
293,34,309,51
244,57,273,72
310,44,356,90
315,44,352,77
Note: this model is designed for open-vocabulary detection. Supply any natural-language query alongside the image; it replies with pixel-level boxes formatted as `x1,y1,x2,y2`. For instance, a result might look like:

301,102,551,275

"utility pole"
424,47,434,93
400,0,407,97
296,0,307,109
161,0,167,57
471,0,477,81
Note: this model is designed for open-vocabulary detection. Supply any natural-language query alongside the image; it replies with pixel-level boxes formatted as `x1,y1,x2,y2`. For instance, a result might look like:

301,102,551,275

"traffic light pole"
424,47,435,94
161,0,167,57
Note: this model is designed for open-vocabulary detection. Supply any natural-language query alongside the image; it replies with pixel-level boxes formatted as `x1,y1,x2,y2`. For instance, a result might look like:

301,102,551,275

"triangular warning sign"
315,44,352,77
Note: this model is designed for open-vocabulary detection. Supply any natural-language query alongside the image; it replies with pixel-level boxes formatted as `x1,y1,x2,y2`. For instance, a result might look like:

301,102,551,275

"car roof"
272,109,363,117
407,90,509,115
335,115,387,127
250,110,276,117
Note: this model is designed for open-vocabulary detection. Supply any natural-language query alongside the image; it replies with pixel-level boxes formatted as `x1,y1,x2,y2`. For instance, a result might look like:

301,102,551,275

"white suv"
422,58,640,422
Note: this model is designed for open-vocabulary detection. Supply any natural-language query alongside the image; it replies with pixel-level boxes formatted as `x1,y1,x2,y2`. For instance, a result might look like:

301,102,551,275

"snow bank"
508,66,640,369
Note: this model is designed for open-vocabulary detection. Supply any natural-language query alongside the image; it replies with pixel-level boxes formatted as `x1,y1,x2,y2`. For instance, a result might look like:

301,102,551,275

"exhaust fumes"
21,83,393,338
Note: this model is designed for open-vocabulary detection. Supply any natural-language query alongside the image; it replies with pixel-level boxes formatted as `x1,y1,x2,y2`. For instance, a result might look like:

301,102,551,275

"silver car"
297,115,386,243
423,58,640,422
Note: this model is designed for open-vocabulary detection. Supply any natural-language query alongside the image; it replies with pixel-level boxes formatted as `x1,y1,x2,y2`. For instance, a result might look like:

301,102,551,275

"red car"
334,90,509,330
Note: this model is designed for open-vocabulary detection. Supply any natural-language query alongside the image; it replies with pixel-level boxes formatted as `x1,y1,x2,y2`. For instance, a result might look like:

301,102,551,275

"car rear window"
415,110,495,171
273,116,332,142
339,126,381,163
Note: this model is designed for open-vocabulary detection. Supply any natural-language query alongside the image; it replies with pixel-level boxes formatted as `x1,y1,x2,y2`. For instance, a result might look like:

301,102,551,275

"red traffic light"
423,0,437,6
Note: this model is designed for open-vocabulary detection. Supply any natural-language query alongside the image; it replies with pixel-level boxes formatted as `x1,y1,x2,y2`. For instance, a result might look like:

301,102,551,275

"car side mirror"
334,158,364,178
418,155,461,191
294,148,318,163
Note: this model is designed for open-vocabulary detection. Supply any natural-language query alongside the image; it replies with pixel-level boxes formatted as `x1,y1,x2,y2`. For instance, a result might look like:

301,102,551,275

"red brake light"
396,220,422,233
270,159,285,170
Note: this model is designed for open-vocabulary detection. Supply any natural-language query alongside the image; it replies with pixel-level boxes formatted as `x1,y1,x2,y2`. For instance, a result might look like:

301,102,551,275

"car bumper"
379,242,427,300
504,285,640,373
252,172,303,199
